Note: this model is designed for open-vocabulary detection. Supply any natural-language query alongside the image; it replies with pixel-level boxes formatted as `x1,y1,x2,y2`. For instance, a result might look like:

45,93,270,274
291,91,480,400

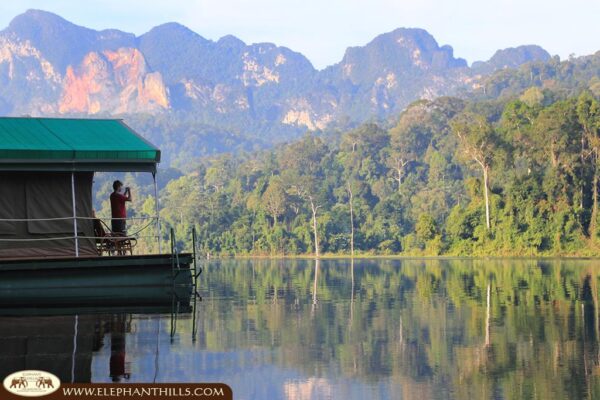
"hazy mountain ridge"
471,45,551,73
0,9,560,162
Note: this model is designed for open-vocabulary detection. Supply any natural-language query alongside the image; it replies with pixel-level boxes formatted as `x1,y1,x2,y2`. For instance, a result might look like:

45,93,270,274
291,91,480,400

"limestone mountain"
0,10,165,115
318,28,469,122
0,9,557,163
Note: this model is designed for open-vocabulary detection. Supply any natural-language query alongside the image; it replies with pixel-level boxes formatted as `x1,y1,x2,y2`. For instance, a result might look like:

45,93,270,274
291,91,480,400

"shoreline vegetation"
221,254,600,259
208,248,600,260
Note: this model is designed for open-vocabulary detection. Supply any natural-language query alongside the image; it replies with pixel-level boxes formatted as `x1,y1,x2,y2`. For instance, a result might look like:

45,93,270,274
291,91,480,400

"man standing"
110,180,132,234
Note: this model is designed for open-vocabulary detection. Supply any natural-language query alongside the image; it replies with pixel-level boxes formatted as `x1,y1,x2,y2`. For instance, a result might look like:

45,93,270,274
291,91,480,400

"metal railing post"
170,228,175,281
71,172,79,257
153,172,162,254
192,227,198,276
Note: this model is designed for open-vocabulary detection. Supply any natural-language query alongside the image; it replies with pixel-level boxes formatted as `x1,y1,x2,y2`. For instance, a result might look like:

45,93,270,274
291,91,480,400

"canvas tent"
0,118,160,259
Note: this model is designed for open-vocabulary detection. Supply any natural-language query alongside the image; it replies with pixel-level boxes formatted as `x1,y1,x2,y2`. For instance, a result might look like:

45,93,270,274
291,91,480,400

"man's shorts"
111,219,127,234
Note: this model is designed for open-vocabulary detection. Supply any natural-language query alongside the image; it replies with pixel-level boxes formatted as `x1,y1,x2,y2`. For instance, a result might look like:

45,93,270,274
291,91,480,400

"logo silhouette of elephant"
10,377,27,388
36,377,53,388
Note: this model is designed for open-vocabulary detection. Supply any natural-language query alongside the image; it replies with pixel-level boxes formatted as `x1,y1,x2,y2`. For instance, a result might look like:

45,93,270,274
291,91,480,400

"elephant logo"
3,370,60,397
35,377,54,389
9,377,28,388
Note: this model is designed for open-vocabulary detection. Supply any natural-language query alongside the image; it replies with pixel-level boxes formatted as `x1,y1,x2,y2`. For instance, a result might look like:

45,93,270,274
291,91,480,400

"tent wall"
0,172,96,258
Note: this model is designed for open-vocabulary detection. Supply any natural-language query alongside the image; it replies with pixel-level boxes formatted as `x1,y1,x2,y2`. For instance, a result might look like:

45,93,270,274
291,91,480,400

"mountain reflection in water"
1,258,600,400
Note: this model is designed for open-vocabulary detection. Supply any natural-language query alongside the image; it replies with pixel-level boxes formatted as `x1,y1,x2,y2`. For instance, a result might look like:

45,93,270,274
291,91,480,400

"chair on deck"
94,219,137,256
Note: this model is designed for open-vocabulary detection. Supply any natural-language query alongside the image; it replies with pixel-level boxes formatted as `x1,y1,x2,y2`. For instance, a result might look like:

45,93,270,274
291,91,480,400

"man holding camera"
110,180,132,234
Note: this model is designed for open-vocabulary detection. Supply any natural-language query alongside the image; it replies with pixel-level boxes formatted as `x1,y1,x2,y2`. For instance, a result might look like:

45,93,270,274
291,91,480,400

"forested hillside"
471,51,600,100
110,86,600,256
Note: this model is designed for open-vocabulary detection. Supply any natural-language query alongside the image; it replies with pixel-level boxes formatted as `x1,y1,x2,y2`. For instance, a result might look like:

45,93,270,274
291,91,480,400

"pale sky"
0,0,598,69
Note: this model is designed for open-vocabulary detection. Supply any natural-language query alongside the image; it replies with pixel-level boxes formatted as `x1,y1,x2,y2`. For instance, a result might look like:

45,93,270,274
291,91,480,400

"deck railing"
0,215,162,255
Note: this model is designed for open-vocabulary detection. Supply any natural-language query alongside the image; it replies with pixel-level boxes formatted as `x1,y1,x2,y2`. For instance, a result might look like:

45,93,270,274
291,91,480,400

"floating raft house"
0,117,196,311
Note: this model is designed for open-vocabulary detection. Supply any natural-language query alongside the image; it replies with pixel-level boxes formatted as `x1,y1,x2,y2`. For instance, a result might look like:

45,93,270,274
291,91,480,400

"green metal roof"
0,118,160,172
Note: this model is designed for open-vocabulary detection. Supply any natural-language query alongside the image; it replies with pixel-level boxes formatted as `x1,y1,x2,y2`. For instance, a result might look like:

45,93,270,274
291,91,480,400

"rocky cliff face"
0,10,553,134
59,48,168,114
0,39,171,116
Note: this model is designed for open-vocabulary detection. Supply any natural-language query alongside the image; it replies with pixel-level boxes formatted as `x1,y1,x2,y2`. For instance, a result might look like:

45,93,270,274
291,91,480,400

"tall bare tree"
280,135,328,258
451,113,500,230
347,181,355,257
291,182,322,257
387,154,410,190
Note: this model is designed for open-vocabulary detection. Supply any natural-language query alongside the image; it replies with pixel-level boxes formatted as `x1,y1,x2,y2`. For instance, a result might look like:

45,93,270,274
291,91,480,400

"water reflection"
0,314,128,383
194,259,600,399
109,315,131,382
1,259,600,399
0,294,188,384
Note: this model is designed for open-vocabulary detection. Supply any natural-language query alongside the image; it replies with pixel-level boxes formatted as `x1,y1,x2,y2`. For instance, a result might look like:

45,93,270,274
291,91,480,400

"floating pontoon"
0,117,198,311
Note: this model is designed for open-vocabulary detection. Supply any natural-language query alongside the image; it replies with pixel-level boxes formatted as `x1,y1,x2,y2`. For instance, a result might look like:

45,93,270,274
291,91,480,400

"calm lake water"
2,258,600,400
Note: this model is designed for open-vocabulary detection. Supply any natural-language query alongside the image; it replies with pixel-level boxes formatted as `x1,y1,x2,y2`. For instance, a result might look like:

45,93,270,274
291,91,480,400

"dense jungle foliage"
97,87,600,256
